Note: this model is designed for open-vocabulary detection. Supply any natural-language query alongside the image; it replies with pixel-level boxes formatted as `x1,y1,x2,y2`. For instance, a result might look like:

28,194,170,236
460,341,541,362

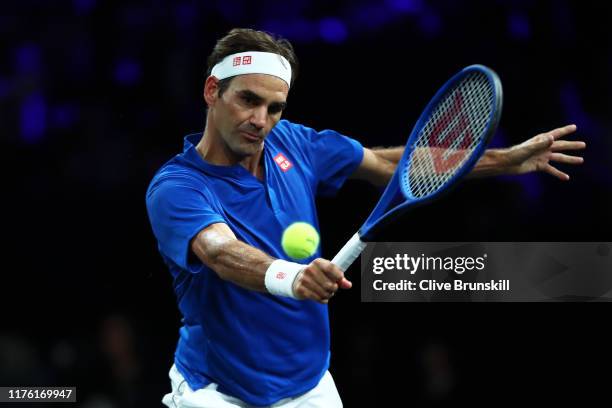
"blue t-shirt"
146,119,363,406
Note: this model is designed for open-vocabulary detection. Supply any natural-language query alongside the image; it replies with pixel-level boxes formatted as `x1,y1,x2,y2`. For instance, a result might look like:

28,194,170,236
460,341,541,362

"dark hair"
206,28,299,96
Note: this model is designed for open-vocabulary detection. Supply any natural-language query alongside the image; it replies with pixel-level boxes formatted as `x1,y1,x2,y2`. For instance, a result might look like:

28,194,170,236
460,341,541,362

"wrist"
497,146,524,175
470,148,503,178
264,259,304,298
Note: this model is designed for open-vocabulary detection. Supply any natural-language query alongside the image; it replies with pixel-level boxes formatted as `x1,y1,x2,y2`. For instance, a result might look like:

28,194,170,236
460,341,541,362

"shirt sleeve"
289,122,364,196
146,176,226,273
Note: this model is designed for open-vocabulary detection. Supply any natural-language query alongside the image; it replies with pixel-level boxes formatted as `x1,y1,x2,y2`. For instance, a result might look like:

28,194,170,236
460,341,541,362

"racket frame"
331,65,503,272
359,64,503,240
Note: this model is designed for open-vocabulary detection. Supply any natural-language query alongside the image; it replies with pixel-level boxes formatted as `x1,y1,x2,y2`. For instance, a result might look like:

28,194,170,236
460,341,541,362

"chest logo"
274,153,293,172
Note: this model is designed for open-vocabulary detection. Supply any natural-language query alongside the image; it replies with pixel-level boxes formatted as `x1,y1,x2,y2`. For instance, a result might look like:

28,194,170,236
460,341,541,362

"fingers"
551,140,586,152
543,163,570,181
546,124,577,140
293,258,352,303
550,152,584,165
293,283,329,304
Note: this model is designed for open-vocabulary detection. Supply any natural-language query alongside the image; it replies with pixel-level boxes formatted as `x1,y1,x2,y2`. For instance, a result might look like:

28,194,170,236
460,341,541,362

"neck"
196,122,264,178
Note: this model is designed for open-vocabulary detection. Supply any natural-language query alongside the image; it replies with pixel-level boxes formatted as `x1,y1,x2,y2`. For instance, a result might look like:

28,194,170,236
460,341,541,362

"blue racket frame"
359,64,503,240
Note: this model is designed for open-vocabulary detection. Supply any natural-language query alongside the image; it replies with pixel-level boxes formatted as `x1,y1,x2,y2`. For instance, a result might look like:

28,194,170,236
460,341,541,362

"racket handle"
331,232,367,272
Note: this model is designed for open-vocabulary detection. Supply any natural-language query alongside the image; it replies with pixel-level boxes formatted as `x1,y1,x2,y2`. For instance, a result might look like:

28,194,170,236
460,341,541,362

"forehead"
228,74,289,101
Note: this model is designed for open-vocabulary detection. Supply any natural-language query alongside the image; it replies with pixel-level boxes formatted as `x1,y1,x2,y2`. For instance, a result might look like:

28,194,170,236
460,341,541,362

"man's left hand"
501,124,585,180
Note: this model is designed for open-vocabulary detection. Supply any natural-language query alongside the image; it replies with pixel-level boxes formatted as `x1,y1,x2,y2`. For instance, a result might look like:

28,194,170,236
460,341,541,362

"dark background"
1,0,611,407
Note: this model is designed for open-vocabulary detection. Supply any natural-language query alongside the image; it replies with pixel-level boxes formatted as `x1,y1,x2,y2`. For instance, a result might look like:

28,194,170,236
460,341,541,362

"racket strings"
404,71,495,198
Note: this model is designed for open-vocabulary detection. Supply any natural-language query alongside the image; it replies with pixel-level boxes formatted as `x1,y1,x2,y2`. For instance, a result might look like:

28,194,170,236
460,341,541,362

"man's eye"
269,106,283,114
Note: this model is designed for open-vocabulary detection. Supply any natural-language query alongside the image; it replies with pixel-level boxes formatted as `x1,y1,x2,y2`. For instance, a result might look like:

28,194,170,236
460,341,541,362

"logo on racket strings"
429,92,474,174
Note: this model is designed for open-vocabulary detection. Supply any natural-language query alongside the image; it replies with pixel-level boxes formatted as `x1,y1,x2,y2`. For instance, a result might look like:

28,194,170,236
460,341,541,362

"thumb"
338,277,352,289
531,134,554,151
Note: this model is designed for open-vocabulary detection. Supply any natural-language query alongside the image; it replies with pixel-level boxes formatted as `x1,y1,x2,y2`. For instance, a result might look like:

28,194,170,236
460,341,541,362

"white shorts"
161,365,342,408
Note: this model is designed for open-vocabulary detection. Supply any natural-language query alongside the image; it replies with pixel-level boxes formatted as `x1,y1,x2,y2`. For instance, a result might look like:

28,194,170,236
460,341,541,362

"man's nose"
250,106,267,129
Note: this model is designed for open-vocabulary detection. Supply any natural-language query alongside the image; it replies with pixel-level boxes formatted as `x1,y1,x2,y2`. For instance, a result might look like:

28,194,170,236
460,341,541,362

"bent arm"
190,222,274,292
190,223,351,302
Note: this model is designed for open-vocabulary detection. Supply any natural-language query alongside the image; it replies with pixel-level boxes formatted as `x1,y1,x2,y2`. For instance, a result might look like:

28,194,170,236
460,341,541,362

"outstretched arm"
350,124,585,186
349,146,402,187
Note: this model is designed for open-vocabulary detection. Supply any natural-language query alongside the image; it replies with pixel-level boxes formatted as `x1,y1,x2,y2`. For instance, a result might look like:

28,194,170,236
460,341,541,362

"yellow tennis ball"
282,222,320,260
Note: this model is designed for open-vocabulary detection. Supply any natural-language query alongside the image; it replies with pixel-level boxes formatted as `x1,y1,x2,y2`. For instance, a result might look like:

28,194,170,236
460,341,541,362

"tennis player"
146,28,585,408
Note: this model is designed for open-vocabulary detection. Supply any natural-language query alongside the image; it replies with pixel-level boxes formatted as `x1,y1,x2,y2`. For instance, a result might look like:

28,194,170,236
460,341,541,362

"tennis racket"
332,64,503,272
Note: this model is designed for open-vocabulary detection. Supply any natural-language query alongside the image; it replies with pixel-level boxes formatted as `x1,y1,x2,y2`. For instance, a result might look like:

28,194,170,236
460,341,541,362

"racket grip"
331,232,367,272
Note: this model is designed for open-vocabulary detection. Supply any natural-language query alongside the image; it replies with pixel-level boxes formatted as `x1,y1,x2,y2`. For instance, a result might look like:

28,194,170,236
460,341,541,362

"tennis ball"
282,222,320,260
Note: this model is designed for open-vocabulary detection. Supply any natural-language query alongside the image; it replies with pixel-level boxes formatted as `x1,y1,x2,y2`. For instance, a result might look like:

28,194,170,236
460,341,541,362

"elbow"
194,240,232,281
190,229,233,279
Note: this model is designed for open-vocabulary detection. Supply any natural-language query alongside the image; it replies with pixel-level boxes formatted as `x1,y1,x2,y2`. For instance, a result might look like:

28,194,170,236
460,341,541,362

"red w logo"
428,92,473,174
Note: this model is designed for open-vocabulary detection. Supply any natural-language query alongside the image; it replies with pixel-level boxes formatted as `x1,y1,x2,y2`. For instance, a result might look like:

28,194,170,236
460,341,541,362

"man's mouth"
240,131,262,142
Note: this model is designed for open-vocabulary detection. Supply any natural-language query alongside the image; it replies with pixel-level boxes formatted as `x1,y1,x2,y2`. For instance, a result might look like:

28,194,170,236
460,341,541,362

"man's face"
209,74,289,159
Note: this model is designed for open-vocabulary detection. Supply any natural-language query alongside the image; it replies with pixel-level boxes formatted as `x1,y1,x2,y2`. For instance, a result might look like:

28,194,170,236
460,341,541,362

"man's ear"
204,76,220,107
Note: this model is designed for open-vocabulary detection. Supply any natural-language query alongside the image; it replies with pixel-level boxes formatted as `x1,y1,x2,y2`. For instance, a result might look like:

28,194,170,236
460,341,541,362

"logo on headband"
232,55,253,67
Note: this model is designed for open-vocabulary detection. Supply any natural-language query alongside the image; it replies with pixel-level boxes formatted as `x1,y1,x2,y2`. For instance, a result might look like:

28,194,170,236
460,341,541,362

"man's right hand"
292,258,352,303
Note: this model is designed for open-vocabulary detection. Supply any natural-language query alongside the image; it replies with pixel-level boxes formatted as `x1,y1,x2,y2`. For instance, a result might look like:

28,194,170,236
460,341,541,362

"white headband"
210,51,292,88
